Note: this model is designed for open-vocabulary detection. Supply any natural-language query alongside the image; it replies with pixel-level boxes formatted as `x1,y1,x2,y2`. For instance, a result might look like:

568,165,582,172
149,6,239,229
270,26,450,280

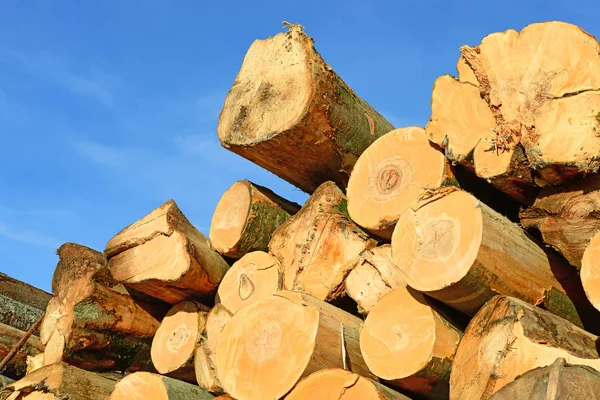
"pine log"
520,174,600,269
0,323,44,381
217,23,394,193
105,199,230,304
391,187,597,331
210,180,300,258
345,245,406,315
269,181,377,301
347,127,455,239
360,287,461,400
107,372,214,400
0,273,50,335
490,357,600,400
0,363,116,400
285,368,409,400
215,291,375,400
194,304,232,394
40,243,161,372
450,295,600,399
150,301,209,382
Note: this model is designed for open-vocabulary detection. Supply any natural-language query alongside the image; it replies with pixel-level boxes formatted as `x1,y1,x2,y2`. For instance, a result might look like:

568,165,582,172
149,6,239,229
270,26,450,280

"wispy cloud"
0,223,61,248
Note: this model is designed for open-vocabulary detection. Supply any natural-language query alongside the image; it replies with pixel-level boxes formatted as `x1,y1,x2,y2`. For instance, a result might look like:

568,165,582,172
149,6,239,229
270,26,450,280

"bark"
215,291,375,400
0,323,44,381
0,376,12,390
107,372,214,400
217,24,394,193
391,187,599,333
450,295,600,400
0,273,50,335
105,199,230,304
210,180,300,258
269,181,377,301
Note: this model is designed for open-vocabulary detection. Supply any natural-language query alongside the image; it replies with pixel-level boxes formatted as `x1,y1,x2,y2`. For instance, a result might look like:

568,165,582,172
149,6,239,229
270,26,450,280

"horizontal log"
0,322,44,381
0,273,50,335
107,372,214,400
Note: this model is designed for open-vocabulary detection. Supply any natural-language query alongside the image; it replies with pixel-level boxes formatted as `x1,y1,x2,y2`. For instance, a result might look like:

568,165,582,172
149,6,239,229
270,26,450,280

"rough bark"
105,199,230,304
215,291,375,400
107,372,214,400
0,273,50,336
210,180,300,258
0,323,44,381
269,181,377,301
450,295,600,400
217,23,394,193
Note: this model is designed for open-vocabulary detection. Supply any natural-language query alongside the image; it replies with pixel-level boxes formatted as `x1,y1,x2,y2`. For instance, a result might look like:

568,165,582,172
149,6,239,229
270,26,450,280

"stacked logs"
4,19,600,400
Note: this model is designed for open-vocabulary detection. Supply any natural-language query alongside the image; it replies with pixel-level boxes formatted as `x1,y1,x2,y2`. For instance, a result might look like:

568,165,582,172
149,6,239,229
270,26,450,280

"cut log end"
210,181,252,255
581,230,600,310
107,372,214,400
285,369,387,399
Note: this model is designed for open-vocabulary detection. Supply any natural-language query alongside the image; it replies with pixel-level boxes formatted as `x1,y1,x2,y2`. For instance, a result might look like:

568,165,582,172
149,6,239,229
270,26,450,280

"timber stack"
3,20,600,400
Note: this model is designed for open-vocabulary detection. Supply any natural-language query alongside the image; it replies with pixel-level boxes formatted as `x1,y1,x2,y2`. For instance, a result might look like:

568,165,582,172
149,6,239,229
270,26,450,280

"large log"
391,187,597,331
520,174,600,269
215,291,375,400
0,363,116,400
450,295,600,400
0,323,44,381
490,358,600,400
269,181,377,301
360,287,461,400
107,372,214,400
346,127,455,239
217,23,394,193
0,273,50,335
105,199,230,304
210,180,300,258
40,243,162,372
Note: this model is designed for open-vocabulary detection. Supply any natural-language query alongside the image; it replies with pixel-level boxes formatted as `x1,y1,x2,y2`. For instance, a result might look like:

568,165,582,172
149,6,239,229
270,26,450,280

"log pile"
4,19,600,400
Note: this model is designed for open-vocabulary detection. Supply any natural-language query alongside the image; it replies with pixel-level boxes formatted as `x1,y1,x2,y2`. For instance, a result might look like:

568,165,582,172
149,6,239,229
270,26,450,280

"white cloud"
0,223,61,248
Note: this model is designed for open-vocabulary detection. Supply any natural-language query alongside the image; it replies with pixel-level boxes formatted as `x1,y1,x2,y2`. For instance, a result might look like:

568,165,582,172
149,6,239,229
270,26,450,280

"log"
346,127,455,239
391,187,597,331
450,295,600,400
490,357,600,400
216,251,282,314
360,287,461,399
345,245,406,315
217,23,394,193
210,180,300,258
194,304,232,394
151,301,209,382
0,273,50,335
581,230,600,311
0,363,116,400
25,355,44,376
215,291,375,400
105,199,230,304
107,372,214,400
285,368,409,400
0,323,43,381
40,243,161,372
520,174,600,269
269,181,377,301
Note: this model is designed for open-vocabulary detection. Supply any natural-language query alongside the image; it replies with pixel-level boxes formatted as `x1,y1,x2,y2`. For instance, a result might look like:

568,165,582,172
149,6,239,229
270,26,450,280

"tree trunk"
490,357,600,400
0,323,44,381
195,304,232,394
105,199,230,304
269,181,377,301
520,174,600,269
107,372,214,400
215,291,375,400
360,287,461,400
217,24,394,194
345,245,406,315
391,187,598,332
0,273,50,335
285,368,410,400
0,363,116,400
346,127,455,239
216,251,282,314
210,180,300,258
450,295,600,400
150,301,209,382
40,243,162,372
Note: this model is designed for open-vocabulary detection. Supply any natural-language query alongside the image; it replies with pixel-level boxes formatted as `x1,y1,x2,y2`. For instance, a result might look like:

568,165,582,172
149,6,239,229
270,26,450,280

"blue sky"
1,0,598,292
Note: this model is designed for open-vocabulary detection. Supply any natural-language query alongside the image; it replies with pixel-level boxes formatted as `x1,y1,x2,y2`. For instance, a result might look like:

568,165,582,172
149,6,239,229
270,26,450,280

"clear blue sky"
1,0,598,292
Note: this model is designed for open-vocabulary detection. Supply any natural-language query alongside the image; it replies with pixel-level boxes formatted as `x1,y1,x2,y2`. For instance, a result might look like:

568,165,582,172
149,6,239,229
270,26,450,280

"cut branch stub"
210,180,300,258
217,26,394,193
347,126,454,239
